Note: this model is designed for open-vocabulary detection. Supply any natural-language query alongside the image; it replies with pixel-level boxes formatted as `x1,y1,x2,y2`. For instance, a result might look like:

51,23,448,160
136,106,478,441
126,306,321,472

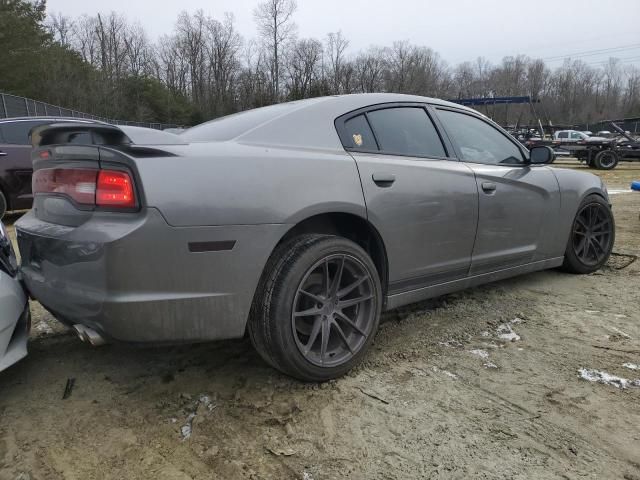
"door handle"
481,182,496,193
0,151,6,157
372,172,396,187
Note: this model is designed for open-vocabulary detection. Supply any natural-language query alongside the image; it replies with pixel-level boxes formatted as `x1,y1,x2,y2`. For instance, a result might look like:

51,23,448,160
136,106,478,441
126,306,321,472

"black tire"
593,150,618,170
0,191,6,219
561,194,615,274
248,234,382,382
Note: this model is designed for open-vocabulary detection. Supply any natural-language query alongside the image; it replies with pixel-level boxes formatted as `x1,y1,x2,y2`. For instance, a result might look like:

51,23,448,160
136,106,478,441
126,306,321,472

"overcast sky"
46,0,640,67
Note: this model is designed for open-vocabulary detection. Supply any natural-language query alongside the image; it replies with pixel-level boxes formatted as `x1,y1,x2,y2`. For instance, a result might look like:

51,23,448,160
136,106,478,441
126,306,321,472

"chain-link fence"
0,92,183,130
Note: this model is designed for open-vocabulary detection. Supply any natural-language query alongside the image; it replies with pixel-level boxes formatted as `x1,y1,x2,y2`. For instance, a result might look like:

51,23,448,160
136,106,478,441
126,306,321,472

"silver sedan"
16,94,614,381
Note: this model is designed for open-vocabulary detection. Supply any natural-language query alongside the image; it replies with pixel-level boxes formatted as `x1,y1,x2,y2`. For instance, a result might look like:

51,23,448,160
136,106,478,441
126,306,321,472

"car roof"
185,93,481,150
0,117,102,124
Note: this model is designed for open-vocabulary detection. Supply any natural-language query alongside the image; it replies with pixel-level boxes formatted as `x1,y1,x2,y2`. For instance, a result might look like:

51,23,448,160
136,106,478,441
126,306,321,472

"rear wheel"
562,195,615,274
248,234,382,381
594,150,618,170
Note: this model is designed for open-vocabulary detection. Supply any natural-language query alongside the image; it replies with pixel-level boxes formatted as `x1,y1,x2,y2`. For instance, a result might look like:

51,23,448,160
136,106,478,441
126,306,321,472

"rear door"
336,104,478,294
434,108,561,275
0,120,48,210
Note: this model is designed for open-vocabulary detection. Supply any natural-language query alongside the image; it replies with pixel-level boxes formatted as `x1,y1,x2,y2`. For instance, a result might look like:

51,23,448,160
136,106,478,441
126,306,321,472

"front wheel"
249,234,382,381
562,195,615,274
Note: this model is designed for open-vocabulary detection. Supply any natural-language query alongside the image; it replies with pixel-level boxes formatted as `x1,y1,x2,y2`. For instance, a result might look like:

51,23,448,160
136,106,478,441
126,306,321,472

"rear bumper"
16,208,288,343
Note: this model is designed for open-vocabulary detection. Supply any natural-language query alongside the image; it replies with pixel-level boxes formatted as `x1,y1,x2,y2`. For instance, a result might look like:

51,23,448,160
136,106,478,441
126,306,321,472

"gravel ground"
1,160,639,480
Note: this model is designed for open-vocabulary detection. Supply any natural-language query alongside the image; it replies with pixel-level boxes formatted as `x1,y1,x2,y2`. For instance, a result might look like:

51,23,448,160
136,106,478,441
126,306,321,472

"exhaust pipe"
72,324,107,346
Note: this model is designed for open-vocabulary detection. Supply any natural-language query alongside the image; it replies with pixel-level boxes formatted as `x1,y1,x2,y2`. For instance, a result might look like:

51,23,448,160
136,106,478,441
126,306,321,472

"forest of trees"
1,0,639,127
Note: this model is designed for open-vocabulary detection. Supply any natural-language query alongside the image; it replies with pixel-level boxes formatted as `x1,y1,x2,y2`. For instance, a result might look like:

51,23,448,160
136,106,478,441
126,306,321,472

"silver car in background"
16,94,614,381
0,221,29,372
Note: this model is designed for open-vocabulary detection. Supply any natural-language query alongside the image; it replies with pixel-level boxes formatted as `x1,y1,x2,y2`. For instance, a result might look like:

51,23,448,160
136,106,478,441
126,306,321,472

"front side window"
366,107,447,158
437,110,524,165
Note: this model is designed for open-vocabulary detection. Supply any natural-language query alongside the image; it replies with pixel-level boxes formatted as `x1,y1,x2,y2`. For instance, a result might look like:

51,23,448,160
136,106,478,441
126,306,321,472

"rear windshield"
181,102,305,142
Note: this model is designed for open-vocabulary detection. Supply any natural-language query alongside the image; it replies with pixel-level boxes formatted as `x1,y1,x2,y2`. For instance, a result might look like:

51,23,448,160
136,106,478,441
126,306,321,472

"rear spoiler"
30,122,187,149
30,122,131,148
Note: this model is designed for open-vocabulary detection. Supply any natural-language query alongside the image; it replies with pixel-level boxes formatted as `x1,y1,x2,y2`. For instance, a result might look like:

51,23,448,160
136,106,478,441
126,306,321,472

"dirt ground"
1,159,639,480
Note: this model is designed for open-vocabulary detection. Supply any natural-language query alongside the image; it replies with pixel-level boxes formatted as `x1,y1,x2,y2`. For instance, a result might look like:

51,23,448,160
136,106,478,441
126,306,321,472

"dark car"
0,117,99,217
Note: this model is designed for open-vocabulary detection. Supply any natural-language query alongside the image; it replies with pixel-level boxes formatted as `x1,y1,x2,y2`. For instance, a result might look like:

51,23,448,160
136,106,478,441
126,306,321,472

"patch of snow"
480,331,490,337
497,323,520,342
585,309,600,314
483,362,498,369
35,322,54,334
613,314,628,319
443,371,458,379
578,368,640,389
199,395,216,412
623,363,639,371
179,394,216,441
469,349,489,359
511,317,525,324
608,189,633,195
181,413,196,440
303,472,315,480
439,339,463,348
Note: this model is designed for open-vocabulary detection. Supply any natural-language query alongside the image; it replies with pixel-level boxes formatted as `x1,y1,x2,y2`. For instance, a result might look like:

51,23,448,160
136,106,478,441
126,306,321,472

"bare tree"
253,0,297,101
285,38,322,99
46,12,73,46
325,31,349,94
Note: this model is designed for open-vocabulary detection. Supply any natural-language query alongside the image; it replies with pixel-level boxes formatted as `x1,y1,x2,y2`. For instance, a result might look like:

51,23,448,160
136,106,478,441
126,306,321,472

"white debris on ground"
609,327,632,339
469,349,489,359
578,368,640,389
497,323,521,342
432,366,457,380
623,363,639,371
180,394,217,441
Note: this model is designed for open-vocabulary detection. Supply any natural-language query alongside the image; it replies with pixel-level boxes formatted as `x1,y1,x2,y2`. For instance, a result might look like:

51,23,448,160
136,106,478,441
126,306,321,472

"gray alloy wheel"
248,234,382,382
562,195,615,274
291,254,376,368
571,203,614,266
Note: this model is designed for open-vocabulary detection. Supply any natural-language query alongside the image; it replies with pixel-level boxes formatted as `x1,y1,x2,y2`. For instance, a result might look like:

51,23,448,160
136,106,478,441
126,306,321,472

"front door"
434,108,561,275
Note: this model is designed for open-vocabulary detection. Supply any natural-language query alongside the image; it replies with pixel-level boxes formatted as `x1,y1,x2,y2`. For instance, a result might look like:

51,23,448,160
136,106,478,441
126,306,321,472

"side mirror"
529,145,555,164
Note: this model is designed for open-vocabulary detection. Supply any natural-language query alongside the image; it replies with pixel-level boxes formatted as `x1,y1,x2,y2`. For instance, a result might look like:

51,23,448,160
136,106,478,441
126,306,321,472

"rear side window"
0,121,38,145
437,109,524,165
558,131,568,139
366,107,446,158
343,114,377,150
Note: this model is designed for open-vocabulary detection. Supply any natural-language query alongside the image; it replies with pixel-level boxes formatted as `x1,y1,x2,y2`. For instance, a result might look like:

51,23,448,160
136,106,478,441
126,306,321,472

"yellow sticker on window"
352,133,363,147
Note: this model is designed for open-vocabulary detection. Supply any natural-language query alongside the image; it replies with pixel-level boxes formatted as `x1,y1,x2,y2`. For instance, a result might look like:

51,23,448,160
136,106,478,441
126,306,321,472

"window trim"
335,102,455,161
433,106,529,166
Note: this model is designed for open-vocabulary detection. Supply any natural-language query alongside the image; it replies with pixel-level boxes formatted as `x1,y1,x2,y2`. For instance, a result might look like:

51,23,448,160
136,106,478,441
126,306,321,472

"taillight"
33,168,136,209
96,170,135,208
